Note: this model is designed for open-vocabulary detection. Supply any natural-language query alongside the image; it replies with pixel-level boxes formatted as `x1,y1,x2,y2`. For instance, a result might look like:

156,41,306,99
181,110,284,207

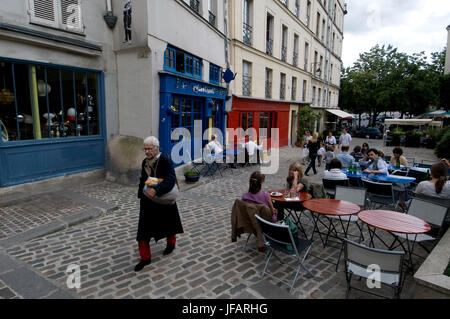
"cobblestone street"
0,138,441,299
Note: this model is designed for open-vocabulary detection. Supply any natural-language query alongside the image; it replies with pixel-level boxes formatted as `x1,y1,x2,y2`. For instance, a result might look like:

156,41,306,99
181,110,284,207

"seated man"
207,134,223,154
364,148,388,175
324,158,348,180
336,145,355,169
244,135,263,163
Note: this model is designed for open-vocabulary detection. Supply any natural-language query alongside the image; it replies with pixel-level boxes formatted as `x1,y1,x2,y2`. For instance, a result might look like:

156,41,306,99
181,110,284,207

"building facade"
227,0,346,146
0,0,117,187
445,25,450,75
114,0,228,163
0,0,229,187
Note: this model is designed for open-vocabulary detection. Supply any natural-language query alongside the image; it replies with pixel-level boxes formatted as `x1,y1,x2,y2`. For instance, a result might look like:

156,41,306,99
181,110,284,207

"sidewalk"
0,138,442,299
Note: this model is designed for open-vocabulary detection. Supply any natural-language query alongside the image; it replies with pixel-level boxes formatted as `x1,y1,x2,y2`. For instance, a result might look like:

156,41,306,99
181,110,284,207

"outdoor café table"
302,199,361,270
269,190,312,237
343,170,416,184
358,210,431,271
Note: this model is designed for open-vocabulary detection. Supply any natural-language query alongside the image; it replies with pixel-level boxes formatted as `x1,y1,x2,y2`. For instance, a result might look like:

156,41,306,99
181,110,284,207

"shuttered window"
29,0,83,32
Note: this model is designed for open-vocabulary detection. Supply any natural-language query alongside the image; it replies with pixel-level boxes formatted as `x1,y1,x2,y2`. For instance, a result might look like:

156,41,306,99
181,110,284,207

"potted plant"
184,168,200,184
405,130,421,147
391,128,404,146
295,130,303,147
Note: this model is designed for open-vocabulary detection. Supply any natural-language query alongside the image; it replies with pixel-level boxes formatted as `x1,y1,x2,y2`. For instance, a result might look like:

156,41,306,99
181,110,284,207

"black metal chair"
362,179,396,210
255,214,314,293
407,168,428,188
322,178,349,198
344,239,405,299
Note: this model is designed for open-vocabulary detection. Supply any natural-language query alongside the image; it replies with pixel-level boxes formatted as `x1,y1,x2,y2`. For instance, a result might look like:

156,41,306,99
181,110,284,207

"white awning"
385,119,443,127
326,109,354,119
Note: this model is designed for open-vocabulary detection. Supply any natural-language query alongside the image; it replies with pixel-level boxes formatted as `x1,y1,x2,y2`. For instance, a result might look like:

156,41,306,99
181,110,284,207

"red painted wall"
227,96,290,148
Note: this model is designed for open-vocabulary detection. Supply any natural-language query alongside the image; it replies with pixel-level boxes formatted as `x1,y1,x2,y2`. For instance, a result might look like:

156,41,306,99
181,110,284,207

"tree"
295,106,322,141
339,45,443,124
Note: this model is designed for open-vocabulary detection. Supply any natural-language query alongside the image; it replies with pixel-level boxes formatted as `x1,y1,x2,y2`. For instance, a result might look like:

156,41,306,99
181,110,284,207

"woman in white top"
325,131,336,149
415,163,450,199
323,158,348,180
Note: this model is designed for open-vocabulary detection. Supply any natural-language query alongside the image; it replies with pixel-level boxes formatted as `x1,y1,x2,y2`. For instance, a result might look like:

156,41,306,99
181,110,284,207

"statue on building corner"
123,0,132,44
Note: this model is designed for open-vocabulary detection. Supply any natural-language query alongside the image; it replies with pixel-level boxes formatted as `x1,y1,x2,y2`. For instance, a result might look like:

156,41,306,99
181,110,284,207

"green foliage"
391,128,405,136
295,106,322,140
439,74,450,111
425,126,440,140
435,129,450,159
339,45,445,123
184,167,199,176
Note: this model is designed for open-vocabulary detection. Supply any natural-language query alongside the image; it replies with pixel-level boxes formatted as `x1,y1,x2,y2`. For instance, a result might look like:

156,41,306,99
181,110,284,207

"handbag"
143,155,179,205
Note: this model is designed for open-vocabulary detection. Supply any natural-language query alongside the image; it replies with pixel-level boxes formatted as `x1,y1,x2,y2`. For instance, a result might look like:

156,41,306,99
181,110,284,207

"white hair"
143,136,159,147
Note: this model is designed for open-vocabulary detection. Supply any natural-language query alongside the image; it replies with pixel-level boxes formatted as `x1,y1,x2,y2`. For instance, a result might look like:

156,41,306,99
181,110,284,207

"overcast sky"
342,0,450,67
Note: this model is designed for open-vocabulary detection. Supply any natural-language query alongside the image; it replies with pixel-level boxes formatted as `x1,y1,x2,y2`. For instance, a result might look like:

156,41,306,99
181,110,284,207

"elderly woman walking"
135,136,184,272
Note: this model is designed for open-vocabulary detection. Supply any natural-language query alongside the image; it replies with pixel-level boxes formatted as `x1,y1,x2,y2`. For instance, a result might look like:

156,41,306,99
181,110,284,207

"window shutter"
30,0,58,27
61,0,82,30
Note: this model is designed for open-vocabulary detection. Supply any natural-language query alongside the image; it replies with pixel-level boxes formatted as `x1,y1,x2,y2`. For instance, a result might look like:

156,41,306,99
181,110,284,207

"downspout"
224,0,230,142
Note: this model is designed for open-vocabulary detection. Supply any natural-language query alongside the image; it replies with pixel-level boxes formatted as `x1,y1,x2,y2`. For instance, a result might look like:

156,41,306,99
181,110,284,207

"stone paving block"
0,267,59,299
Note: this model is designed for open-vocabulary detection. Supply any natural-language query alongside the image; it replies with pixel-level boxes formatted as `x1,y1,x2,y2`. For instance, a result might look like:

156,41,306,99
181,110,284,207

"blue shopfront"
0,57,106,187
159,72,226,165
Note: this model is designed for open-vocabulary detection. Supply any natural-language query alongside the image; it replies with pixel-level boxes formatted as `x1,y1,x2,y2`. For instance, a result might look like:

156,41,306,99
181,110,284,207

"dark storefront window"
164,46,202,80
0,59,100,142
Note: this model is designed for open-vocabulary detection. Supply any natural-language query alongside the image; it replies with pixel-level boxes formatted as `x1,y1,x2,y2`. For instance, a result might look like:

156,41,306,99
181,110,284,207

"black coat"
136,154,184,243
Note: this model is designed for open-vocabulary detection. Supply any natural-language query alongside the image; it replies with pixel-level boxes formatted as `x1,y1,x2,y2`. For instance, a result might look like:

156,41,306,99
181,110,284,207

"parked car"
355,127,383,139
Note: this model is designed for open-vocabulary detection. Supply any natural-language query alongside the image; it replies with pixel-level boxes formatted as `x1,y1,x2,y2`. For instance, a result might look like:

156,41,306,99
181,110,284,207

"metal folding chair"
255,215,314,293
390,198,448,256
322,178,349,198
344,239,405,299
362,179,396,210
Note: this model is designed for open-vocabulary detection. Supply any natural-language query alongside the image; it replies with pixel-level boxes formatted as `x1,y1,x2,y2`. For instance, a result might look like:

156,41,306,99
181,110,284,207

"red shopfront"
227,96,290,149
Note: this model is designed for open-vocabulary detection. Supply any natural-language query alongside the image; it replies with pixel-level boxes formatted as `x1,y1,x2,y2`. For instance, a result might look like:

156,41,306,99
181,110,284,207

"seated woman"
415,163,450,199
242,171,277,220
350,145,363,158
273,162,308,221
324,158,348,180
390,147,408,167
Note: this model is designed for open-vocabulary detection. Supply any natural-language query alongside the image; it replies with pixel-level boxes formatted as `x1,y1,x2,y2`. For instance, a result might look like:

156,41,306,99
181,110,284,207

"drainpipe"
223,0,230,143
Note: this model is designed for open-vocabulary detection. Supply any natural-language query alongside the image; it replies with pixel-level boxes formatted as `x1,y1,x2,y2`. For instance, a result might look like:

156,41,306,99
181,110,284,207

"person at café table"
415,162,450,199
241,171,278,221
363,148,388,175
324,158,348,180
390,147,408,167
207,134,223,154
336,145,355,169
273,162,308,221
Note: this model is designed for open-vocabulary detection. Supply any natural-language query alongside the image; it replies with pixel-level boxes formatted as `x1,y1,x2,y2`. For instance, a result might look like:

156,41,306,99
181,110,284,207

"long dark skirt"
136,197,184,243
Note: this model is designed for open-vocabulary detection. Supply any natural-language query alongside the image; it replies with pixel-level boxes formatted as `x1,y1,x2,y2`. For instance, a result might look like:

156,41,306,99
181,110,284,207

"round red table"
358,210,431,271
268,189,312,203
268,190,312,238
303,198,360,217
358,210,431,234
302,199,361,270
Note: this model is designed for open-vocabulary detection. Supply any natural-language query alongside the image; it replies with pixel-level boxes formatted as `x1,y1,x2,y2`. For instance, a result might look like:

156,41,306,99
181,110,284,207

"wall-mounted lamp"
104,0,118,29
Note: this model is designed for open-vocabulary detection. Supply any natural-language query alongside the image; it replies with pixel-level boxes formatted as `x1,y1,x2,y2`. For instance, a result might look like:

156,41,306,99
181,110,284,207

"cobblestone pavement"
0,138,440,299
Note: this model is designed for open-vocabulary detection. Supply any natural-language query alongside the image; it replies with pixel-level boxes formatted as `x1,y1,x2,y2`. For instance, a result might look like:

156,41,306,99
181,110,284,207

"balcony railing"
265,80,272,98
266,39,273,56
209,10,216,26
243,23,253,46
190,0,200,13
281,45,287,62
280,84,285,100
242,75,252,96
293,52,298,67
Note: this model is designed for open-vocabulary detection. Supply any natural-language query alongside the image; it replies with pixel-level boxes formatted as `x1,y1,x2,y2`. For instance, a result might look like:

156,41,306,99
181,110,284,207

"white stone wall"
229,0,343,109
445,25,450,75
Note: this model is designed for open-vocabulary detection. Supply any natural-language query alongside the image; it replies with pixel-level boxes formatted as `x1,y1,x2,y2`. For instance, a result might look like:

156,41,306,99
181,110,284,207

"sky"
342,0,450,67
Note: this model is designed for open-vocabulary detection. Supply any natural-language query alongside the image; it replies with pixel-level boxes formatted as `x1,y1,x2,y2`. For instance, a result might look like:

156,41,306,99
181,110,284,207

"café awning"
384,119,443,127
326,109,354,120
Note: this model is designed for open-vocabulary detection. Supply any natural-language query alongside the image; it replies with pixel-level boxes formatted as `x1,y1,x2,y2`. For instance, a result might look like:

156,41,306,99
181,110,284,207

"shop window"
164,46,202,80
209,64,220,84
29,0,83,33
0,59,100,143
